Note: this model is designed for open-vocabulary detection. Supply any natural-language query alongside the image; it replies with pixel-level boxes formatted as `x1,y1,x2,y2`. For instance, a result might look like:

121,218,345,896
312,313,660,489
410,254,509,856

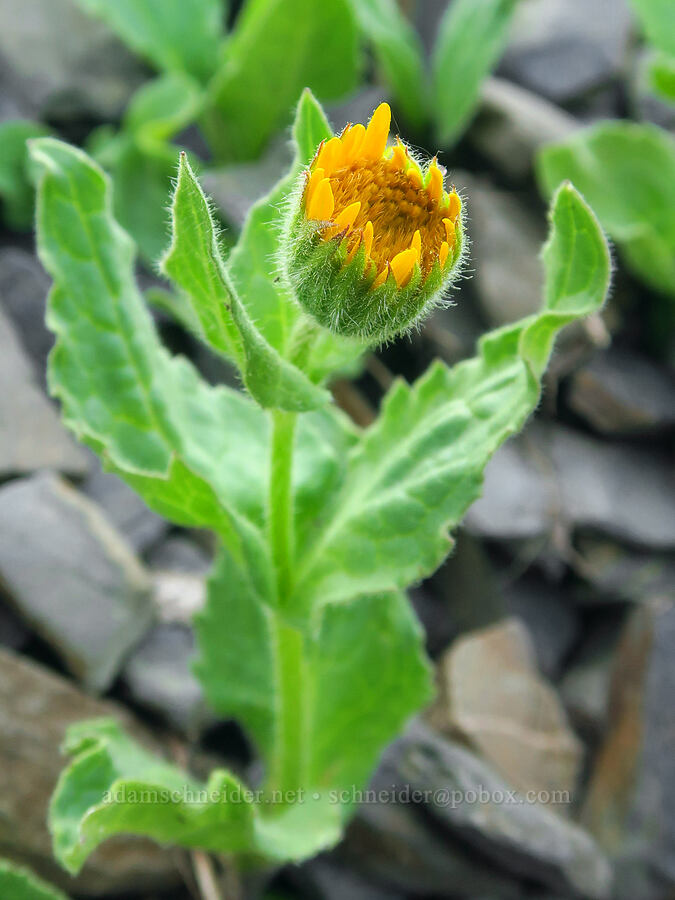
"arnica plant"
26,89,609,875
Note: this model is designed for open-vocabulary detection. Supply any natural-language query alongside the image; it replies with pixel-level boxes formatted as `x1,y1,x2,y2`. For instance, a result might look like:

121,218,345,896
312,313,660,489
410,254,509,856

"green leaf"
649,52,675,102
73,0,225,83
93,133,177,265
30,137,273,556
49,593,428,873
124,72,205,148
291,183,610,612
0,120,49,229
203,0,361,161
629,0,675,57
162,153,330,411
227,89,364,382
49,719,257,873
537,121,675,297
195,556,432,820
432,0,518,146
348,0,428,129
0,859,69,900
145,285,205,339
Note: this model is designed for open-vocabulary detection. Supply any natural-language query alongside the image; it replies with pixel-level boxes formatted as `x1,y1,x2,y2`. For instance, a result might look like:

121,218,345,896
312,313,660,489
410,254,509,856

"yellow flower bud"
282,102,466,343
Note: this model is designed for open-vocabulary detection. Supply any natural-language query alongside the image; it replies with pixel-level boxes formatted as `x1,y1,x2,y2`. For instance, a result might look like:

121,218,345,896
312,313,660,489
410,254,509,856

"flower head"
283,102,465,343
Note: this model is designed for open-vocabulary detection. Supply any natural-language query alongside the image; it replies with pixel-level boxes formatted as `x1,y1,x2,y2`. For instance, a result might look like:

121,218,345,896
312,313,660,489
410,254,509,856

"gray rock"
498,0,632,103
456,171,545,327
0,0,146,121
0,473,154,691
152,569,207,623
469,423,675,551
0,597,29,650
123,536,212,733
567,348,675,436
122,622,210,735
326,87,390,134
573,536,675,605
504,575,580,680
413,0,449,56
549,426,675,550
0,647,180,896
431,532,507,643
626,600,675,885
371,722,612,899
82,466,167,555
560,611,628,736
201,136,293,228
147,535,211,574
346,772,524,898
470,77,578,181
0,306,88,478
294,857,404,900
0,247,52,380
430,619,583,801
582,603,675,894
465,431,556,540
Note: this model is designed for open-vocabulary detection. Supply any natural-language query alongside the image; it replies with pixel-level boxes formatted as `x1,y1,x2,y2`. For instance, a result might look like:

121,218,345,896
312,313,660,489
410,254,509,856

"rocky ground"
1,0,674,898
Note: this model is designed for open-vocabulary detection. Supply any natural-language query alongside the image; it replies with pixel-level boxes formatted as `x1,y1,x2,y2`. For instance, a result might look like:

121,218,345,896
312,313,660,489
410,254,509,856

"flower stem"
267,409,306,797
270,615,306,797
268,409,296,604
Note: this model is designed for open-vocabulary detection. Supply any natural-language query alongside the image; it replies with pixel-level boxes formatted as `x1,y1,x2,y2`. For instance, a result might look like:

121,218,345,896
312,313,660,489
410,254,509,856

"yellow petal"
316,137,343,174
334,201,361,231
341,123,365,162
439,240,449,268
372,267,389,289
443,217,456,244
363,220,374,259
427,160,443,203
447,191,462,222
308,178,335,221
306,166,325,209
389,141,408,170
362,102,391,159
407,166,422,189
410,229,422,262
390,248,418,287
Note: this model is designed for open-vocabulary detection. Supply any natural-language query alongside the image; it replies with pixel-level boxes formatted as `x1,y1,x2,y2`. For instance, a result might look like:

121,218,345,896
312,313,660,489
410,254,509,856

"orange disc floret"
303,102,462,288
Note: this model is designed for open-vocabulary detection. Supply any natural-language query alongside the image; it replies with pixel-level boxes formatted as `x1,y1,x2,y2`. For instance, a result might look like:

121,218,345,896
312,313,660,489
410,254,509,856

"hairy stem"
267,409,306,797
270,615,307,796
268,409,297,604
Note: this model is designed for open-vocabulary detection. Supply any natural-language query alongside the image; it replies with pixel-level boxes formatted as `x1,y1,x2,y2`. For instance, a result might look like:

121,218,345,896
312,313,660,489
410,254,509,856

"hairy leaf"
349,0,427,129
196,557,431,807
0,859,69,900
204,0,360,161
30,138,272,555
537,122,675,297
227,89,364,382
432,0,518,145
291,183,610,612
73,0,225,83
162,153,330,410
49,719,257,873
0,120,49,229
